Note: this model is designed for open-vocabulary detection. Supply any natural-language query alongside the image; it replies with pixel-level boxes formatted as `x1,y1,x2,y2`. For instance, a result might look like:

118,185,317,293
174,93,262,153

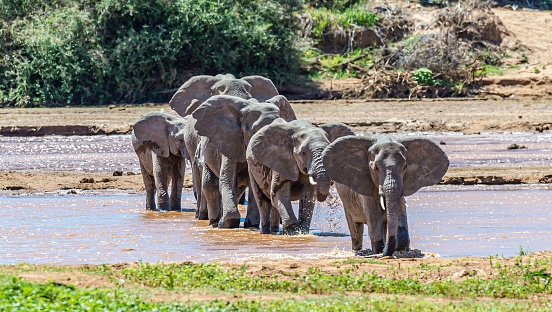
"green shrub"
412,68,436,86
0,0,301,106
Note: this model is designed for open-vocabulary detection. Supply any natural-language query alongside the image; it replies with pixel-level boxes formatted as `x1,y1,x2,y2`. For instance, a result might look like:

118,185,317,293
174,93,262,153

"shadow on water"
0,185,551,264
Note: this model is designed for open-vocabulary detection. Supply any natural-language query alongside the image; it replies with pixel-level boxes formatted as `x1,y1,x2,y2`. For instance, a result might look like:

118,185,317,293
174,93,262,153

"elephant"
192,95,296,228
322,134,449,257
247,119,354,234
132,112,189,212
169,74,282,224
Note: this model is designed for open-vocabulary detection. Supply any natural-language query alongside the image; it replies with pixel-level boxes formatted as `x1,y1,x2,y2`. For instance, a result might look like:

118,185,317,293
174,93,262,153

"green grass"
306,48,375,79
0,278,546,311
474,65,508,77
115,259,552,299
305,4,380,38
0,254,550,311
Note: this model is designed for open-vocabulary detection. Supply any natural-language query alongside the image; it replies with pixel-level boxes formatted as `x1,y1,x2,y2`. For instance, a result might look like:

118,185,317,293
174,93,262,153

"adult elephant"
323,134,449,257
169,74,282,223
132,112,189,212
246,119,354,234
192,95,296,228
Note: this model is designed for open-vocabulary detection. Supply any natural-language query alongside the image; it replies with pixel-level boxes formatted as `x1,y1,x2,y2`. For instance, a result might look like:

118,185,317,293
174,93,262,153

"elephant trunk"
308,149,331,201
381,173,404,257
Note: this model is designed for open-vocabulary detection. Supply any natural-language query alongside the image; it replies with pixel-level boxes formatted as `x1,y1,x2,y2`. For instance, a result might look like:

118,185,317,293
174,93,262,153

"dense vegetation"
0,0,309,106
0,0,510,106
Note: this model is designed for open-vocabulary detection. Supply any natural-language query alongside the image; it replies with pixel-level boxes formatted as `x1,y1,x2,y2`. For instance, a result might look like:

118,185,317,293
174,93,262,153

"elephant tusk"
380,195,386,211
309,176,317,186
402,196,407,207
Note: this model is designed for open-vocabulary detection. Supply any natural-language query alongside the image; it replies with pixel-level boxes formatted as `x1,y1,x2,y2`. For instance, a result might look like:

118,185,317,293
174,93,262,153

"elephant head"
132,112,188,159
191,95,296,162
169,74,279,117
323,134,449,257
248,119,354,201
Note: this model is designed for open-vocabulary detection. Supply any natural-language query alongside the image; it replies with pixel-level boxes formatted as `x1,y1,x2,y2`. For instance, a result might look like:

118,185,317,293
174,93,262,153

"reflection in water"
0,186,551,264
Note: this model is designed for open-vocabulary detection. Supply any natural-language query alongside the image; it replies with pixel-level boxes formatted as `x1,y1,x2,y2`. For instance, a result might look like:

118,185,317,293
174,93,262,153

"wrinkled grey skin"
323,134,449,257
192,95,296,228
247,119,354,234
132,112,189,212
169,74,282,226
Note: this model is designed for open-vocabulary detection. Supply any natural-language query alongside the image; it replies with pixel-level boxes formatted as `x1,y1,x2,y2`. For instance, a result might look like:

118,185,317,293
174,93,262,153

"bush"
0,0,301,107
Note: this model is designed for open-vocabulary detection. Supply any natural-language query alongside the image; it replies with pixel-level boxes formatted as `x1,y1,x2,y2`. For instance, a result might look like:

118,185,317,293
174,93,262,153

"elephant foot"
279,223,301,235
209,218,220,227
382,236,397,257
218,211,241,228
170,206,182,212
197,211,209,220
243,219,259,229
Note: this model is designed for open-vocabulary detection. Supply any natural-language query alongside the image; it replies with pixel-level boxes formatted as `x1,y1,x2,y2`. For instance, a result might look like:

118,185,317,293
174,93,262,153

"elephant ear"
264,95,296,122
169,75,220,116
192,95,249,162
248,119,299,181
319,122,355,142
133,112,170,158
398,138,450,196
241,76,279,102
322,136,377,196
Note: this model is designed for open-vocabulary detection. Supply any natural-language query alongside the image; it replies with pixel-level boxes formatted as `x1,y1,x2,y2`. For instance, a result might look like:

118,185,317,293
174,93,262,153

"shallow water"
0,186,550,264
394,131,552,168
2,131,552,172
0,135,138,172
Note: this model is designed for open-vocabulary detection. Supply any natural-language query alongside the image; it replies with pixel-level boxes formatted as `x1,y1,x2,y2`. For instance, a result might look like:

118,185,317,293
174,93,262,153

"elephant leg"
192,162,206,218
365,196,385,254
169,157,186,211
396,199,410,251
248,172,271,234
139,162,156,211
218,155,241,228
244,190,260,229
272,181,300,235
336,184,367,251
270,207,280,233
344,208,364,251
201,163,220,224
152,153,170,212
298,185,316,234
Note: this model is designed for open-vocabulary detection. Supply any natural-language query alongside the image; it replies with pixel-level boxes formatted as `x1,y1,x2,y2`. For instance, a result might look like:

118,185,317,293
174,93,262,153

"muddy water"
0,186,551,264
2,131,552,172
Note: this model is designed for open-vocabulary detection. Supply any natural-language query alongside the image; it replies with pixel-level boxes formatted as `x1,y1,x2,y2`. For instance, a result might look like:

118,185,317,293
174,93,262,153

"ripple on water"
0,186,551,264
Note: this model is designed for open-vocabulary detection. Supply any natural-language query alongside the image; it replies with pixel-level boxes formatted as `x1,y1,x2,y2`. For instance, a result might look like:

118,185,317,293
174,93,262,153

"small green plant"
412,68,436,86
518,246,533,256
520,51,528,63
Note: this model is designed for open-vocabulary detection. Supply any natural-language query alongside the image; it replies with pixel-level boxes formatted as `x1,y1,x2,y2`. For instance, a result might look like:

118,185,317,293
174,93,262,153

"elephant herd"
131,74,450,257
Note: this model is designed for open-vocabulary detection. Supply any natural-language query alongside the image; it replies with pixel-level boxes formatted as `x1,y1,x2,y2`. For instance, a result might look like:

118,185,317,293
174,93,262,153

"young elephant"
132,112,189,212
246,119,354,234
323,134,449,256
